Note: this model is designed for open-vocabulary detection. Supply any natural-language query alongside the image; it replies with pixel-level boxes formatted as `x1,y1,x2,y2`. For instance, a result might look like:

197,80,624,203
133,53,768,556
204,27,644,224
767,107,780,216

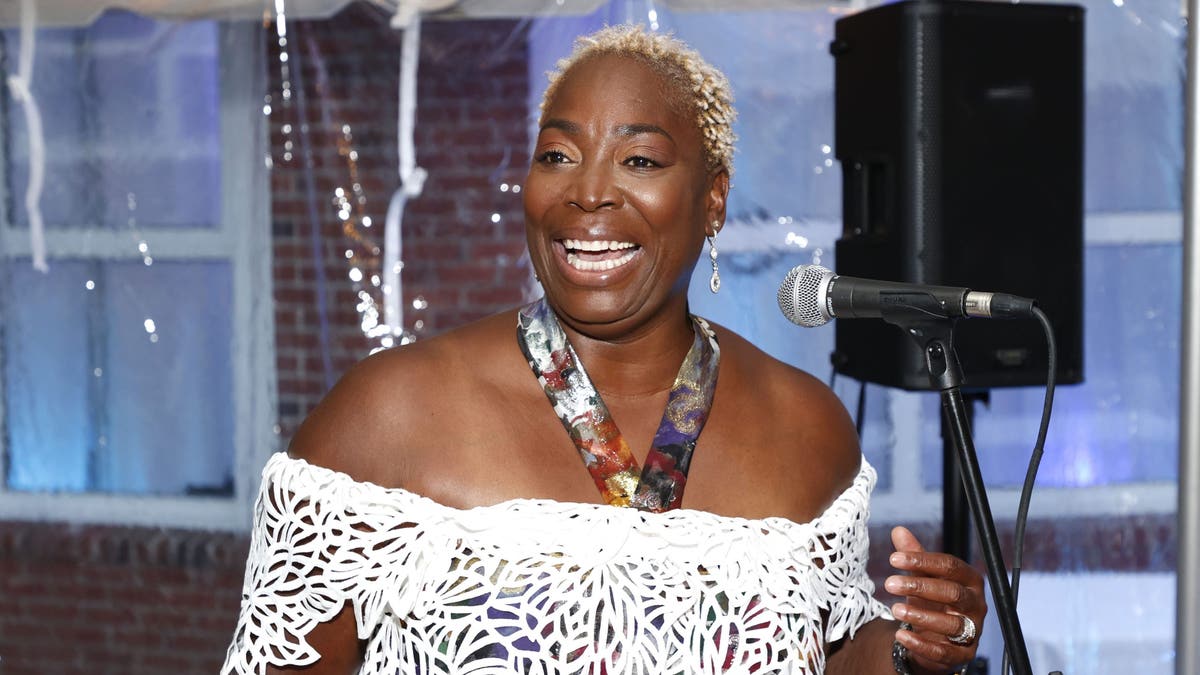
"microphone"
777,264,1036,328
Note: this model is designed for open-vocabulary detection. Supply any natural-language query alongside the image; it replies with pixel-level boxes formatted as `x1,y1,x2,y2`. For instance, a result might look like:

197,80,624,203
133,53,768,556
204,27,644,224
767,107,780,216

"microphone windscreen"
777,264,835,327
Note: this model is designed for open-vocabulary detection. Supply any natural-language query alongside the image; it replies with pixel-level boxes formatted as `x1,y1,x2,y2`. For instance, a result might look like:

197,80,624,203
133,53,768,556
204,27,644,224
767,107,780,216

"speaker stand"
942,391,989,563
888,315,1034,675
942,391,991,674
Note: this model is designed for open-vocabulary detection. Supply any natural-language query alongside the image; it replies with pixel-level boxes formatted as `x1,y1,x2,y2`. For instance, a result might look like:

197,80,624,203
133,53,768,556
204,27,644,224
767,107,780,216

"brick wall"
0,524,246,673
271,5,533,440
0,7,532,673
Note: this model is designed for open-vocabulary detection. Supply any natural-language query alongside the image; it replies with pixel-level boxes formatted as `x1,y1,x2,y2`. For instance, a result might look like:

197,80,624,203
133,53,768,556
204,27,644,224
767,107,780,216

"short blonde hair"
539,24,737,176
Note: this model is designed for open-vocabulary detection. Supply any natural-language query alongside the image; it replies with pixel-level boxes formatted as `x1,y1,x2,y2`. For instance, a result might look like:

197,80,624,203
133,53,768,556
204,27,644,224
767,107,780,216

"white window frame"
0,22,275,531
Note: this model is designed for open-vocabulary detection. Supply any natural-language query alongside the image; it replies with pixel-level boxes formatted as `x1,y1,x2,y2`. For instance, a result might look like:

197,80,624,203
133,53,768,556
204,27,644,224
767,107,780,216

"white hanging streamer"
382,6,427,339
7,0,48,273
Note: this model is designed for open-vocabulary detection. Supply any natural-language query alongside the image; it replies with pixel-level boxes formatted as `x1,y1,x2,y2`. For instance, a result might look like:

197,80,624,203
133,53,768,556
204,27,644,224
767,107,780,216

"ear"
704,169,730,237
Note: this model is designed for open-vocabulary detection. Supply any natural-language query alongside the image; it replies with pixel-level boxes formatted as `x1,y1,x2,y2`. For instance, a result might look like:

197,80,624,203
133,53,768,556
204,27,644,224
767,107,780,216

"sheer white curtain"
0,0,850,28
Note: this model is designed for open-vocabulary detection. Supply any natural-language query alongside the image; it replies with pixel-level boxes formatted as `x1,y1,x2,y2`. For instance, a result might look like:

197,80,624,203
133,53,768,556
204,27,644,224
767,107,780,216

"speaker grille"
832,0,1083,389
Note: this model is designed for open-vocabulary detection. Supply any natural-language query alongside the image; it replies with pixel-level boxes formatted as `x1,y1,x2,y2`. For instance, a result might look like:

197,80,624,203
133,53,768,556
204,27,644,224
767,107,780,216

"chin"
545,285,687,341
541,286,625,323
547,288,633,322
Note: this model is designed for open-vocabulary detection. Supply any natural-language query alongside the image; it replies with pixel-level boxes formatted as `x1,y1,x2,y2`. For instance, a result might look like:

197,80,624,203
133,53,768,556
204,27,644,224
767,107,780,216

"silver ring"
948,614,977,646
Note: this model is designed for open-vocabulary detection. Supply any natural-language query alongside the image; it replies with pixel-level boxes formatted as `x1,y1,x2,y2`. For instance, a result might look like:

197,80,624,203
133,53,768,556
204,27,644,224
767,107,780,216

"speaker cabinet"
831,0,1085,390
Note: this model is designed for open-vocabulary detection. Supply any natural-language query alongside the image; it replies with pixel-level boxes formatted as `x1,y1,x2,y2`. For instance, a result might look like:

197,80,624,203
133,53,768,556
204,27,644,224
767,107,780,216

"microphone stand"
885,313,1034,675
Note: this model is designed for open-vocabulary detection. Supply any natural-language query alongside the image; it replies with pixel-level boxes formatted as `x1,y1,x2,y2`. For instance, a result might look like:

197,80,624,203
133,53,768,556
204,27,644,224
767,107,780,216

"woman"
224,25,986,675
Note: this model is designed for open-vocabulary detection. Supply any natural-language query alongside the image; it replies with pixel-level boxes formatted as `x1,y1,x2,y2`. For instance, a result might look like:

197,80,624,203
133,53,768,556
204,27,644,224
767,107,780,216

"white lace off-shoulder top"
221,453,889,675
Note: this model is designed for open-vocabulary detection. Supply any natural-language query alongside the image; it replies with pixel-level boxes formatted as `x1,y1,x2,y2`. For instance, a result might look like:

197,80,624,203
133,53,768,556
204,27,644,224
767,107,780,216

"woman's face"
524,54,728,339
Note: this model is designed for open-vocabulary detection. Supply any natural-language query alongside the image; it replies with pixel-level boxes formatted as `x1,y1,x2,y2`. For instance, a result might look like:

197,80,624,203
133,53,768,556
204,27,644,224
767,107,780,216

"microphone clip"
893,316,964,391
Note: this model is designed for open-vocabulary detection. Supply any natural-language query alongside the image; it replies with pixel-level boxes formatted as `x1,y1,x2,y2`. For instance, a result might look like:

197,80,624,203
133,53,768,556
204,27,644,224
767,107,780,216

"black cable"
1001,306,1058,675
856,379,867,440
828,367,868,442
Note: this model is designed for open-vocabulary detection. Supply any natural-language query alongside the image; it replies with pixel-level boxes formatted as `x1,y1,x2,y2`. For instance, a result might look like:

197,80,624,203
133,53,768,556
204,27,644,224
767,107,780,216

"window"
0,12,273,529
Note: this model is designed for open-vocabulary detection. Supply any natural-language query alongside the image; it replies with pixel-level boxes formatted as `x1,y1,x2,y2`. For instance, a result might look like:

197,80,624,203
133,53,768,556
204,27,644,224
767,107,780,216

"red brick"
273,265,298,282
501,265,535,284
53,624,111,643
279,377,324,396
469,239,526,259
80,605,138,625
277,332,321,350
465,286,524,307
136,651,196,671
274,242,309,260
21,598,81,622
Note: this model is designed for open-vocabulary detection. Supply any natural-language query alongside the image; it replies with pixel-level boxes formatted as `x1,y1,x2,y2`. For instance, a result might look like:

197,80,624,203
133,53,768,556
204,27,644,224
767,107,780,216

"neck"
560,306,697,399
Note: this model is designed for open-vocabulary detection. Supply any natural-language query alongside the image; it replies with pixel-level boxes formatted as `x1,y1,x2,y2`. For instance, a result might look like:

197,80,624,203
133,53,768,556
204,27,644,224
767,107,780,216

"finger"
884,574,984,611
889,550,984,588
890,526,926,554
898,595,942,613
891,602,974,640
896,625,976,669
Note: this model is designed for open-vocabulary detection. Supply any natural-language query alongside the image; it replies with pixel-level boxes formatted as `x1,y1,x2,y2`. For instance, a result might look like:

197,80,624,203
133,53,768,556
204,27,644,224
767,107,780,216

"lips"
559,238,641,272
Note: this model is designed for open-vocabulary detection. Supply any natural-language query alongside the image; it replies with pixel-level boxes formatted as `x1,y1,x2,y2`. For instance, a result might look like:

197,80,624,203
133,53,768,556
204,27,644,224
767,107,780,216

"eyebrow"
616,123,674,142
538,119,674,143
540,118,581,134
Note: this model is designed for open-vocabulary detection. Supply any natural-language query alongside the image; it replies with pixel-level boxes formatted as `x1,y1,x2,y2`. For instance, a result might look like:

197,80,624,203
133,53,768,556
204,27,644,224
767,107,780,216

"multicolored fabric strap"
517,297,720,513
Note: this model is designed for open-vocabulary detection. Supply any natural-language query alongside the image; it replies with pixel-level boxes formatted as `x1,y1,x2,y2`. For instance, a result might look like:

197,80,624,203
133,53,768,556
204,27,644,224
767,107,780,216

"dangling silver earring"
707,229,721,294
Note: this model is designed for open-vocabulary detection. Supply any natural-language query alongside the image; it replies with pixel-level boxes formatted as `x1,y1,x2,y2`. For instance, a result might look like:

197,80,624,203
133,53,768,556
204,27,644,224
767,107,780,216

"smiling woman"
224,24,984,675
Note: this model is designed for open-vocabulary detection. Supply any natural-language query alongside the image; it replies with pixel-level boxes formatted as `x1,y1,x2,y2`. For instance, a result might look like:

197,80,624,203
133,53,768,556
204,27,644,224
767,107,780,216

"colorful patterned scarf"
517,297,720,513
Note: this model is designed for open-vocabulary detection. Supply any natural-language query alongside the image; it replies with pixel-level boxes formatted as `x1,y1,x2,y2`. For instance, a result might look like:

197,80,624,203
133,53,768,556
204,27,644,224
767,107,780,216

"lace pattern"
222,454,888,674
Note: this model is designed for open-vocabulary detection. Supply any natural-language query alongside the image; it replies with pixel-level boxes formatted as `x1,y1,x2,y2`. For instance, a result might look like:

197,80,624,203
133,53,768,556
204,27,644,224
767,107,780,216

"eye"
536,150,571,165
624,155,660,169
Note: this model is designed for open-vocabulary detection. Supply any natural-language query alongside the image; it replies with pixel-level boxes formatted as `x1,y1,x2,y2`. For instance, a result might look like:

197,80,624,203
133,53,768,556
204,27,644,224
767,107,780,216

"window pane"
2,11,221,230
2,258,235,495
1083,0,1183,213
1,260,94,490
921,241,1182,489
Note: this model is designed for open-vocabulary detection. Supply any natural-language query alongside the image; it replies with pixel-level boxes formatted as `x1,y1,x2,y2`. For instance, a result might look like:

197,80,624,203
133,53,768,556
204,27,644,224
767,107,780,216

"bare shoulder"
709,324,862,501
287,309,523,488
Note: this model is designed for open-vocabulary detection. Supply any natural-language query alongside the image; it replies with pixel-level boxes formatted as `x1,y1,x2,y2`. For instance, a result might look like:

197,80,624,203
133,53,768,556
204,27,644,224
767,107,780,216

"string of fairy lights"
262,0,537,356
266,0,426,354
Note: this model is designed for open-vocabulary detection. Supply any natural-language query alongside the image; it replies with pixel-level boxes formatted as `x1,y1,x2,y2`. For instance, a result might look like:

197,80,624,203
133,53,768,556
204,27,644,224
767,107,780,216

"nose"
567,160,623,212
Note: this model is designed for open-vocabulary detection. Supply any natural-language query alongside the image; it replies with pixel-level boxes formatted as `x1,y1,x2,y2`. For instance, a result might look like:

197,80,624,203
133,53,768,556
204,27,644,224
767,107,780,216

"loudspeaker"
831,0,1085,391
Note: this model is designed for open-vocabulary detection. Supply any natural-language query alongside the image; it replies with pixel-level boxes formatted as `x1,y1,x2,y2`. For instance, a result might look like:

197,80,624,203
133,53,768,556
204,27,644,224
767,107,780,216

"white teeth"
566,249,638,272
562,238,637,252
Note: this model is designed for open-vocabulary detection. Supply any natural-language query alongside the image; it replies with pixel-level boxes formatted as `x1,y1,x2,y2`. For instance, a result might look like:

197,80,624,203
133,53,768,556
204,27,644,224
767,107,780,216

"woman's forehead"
544,55,695,135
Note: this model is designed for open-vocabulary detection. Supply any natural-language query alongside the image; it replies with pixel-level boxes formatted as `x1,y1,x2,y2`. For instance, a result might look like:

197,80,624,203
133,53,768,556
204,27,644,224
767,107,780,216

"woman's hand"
885,526,987,674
